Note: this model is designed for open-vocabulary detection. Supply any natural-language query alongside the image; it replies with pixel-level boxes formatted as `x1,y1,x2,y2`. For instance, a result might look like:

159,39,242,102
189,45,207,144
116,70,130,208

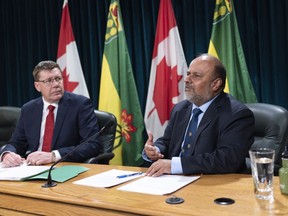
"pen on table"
116,172,143,179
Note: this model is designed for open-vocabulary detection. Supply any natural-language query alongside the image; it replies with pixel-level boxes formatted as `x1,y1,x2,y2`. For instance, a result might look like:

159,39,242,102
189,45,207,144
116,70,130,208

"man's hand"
26,151,53,165
146,159,171,177
2,152,24,168
144,132,164,161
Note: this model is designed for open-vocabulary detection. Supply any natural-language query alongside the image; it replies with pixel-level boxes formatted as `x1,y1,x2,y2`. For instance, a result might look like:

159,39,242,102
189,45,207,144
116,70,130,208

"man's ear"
212,78,222,91
34,82,41,92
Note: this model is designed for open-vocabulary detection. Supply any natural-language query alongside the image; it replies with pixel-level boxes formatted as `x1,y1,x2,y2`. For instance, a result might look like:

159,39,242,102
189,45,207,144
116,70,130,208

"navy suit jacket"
155,92,255,174
2,91,101,162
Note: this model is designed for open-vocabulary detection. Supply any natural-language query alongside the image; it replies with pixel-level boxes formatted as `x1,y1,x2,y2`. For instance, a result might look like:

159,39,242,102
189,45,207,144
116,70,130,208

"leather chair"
0,106,21,148
245,103,288,175
84,110,117,164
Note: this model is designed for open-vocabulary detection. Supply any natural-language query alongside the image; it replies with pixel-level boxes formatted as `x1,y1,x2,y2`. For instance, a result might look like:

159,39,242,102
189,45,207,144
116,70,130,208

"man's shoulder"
227,94,250,110
60,92,93,111
218,92,252,115
22,97,42,109
63,91,89,102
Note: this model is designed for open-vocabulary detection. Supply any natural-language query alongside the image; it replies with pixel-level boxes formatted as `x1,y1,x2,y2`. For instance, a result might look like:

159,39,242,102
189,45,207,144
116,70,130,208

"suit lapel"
173,102,192,155
52,92,70,149
32,99,44,151
191,92,226,153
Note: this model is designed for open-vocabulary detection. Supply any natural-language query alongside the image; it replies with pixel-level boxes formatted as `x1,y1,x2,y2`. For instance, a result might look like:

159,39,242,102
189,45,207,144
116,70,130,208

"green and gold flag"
208,0,257,103
99,0,144,166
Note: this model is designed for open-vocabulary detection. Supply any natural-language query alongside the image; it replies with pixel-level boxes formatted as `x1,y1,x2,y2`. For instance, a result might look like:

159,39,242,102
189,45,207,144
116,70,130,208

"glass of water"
249,148,275,202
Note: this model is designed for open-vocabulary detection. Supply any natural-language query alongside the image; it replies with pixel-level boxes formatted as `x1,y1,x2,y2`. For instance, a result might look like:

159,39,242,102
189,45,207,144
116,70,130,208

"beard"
185,92,204,105
185,88,212,106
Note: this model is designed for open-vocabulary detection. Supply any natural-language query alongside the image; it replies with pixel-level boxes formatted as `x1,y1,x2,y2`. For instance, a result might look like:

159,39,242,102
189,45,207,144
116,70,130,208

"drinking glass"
249,148,275,202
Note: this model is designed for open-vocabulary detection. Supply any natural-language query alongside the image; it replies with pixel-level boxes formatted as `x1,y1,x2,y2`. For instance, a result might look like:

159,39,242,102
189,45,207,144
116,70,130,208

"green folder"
26,165,89,182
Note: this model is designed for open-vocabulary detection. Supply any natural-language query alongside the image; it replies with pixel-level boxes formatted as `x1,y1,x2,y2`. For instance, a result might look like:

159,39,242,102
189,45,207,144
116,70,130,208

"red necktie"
42,105,55,152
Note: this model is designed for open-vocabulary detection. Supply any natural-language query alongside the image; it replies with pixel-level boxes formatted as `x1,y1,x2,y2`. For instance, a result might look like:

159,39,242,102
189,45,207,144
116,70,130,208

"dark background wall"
1,0,288,113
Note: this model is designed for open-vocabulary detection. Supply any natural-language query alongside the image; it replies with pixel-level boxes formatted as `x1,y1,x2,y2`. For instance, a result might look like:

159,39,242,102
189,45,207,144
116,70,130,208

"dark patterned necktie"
181,108,202,156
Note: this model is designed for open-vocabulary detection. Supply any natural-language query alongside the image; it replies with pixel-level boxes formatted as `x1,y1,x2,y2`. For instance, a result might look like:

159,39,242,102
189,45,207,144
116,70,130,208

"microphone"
42,121,114,188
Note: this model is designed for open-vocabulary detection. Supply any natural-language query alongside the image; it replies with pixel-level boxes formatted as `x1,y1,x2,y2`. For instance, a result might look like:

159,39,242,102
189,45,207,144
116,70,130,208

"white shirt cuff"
171,157,183,174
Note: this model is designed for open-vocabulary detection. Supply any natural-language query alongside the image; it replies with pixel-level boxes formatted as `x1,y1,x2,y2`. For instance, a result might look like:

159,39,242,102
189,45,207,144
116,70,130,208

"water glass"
249,148,275,202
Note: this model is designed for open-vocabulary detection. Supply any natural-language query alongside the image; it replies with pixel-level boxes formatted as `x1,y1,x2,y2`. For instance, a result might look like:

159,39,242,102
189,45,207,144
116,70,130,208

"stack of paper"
0,164,50,181
117,175,200,195
0,163,88,182
73,168,200,195
73,169,145,187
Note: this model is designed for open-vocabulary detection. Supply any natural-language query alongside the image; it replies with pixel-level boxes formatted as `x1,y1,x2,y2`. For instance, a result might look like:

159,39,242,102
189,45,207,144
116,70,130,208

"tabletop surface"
0,163,287,216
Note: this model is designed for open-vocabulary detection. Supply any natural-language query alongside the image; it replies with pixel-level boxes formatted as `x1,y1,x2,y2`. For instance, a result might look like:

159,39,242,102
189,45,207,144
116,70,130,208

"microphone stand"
42,124,109,188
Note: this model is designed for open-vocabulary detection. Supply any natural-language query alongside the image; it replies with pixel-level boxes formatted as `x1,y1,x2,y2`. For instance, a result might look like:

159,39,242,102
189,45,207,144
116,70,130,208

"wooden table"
0,163,287,215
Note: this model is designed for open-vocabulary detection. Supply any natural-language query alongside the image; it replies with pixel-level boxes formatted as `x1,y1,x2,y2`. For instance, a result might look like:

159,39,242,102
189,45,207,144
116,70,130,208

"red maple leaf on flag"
62,67,79,92
152,57,183,125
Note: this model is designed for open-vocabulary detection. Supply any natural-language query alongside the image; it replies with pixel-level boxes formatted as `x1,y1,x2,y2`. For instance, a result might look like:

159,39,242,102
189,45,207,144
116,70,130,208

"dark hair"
32,60,62,81
214,63,226,89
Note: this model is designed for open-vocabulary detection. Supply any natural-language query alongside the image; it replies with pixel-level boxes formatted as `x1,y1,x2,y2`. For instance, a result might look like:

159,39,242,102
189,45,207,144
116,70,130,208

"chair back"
95,110,117,153
246,103,288,174
84,110,117,164
0,106,21,147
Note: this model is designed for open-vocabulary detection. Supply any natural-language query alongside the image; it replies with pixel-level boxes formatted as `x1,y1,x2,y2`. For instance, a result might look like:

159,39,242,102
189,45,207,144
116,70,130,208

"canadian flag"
57,0,90,98
144,0,188,140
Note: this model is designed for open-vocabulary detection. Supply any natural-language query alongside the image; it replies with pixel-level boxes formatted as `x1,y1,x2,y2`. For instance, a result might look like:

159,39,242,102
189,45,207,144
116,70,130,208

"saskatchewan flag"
99,0,144,166
208,0,257,103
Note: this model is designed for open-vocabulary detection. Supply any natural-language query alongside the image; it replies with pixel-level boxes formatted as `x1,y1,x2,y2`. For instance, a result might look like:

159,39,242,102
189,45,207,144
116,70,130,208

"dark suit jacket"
1,91,101,162
155,92,255,174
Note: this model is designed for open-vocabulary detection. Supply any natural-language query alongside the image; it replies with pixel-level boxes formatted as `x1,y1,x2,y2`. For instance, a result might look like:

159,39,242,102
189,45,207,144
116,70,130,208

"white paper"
0,162,50,181
117,175,200,195
73,169,145,188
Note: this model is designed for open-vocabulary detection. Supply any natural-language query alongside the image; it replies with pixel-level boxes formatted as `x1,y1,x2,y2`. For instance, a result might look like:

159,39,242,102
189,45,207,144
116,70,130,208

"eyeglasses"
37,77,63,86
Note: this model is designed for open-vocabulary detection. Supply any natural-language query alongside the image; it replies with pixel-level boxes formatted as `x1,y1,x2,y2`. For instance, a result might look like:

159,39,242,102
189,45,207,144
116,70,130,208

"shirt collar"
42,97,58,110
192,94,219,114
